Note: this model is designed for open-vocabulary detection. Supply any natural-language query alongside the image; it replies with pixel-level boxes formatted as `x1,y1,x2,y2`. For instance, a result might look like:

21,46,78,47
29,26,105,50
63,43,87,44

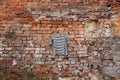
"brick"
40,20,51,24
12,5,25,10
31,26,40,31
76,27,85,31
30,0,40,2
61,3,69,6
0,12,10,18
9,2,18,6
21,0,29,2
27,2,38,8
11,0,21,2
0,0,120,79
38,2,48,7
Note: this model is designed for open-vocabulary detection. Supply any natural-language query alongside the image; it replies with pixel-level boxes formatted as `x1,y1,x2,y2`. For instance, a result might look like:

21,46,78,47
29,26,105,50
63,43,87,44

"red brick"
11,0,21,2
41,20,51,24
32,21,39,26
75,27,85,31
40,0,50,2
62,21,70,25
38,2,48,7
34,38,49,45
29,0,40,2
62,0,72,2
64,28,72,31
111,18,120,28
0,11,10,18
8,2,18,6
61,3,69,6
31,26,40,31
21,0,29,2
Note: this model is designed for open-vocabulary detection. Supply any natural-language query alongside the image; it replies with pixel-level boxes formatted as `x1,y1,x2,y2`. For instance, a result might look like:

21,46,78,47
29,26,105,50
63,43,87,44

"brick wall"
0,0,120,79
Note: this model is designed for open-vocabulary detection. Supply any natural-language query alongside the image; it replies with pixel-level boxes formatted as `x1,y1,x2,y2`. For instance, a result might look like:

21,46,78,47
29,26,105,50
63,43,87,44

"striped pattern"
50,33,69,55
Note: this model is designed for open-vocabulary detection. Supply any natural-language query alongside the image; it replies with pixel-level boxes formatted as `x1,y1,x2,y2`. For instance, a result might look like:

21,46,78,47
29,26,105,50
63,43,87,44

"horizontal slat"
54,42,65,46
54,40,65,43
55,47,65,51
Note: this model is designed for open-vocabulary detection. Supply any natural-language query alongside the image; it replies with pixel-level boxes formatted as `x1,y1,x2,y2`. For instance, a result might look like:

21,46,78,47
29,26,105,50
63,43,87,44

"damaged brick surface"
0,0,120,80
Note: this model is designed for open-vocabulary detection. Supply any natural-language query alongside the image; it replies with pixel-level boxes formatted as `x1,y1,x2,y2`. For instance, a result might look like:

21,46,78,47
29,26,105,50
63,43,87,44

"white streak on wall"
12,60,17,65
29,41,34,47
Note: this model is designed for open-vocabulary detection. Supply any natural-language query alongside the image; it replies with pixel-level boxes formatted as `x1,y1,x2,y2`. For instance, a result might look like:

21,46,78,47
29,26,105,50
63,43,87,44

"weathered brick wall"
0,0,120,79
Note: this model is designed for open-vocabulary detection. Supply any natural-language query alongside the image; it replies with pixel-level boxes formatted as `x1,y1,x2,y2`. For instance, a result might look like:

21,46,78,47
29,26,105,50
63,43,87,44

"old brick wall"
0,0,120,79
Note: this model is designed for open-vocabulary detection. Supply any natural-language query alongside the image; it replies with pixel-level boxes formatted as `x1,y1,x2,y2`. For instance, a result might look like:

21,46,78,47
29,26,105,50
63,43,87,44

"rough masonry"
0,0,120,80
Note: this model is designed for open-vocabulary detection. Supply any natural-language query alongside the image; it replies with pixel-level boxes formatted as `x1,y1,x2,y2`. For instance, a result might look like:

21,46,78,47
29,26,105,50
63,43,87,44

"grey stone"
102,66,120,77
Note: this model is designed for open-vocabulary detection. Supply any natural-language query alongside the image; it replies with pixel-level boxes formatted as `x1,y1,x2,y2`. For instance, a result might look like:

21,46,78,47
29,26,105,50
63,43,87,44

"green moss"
5,31,16,38
6,31,16,35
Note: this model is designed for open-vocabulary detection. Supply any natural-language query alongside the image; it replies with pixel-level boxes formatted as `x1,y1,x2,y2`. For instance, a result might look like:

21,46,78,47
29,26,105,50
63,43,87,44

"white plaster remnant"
103,27,112,37
88,72,100,80
34,54,42,58
85,21,98,40
102,66,120,77
32,10,69,19
58,76,79,80
0,48,4,51
85,20,112,40
35,48,40,54
25,48,36,50
34,61,44,65
34,16,46,21
29,41,34,47
12,60,17,66
0,41,3,54
34,48,43,63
